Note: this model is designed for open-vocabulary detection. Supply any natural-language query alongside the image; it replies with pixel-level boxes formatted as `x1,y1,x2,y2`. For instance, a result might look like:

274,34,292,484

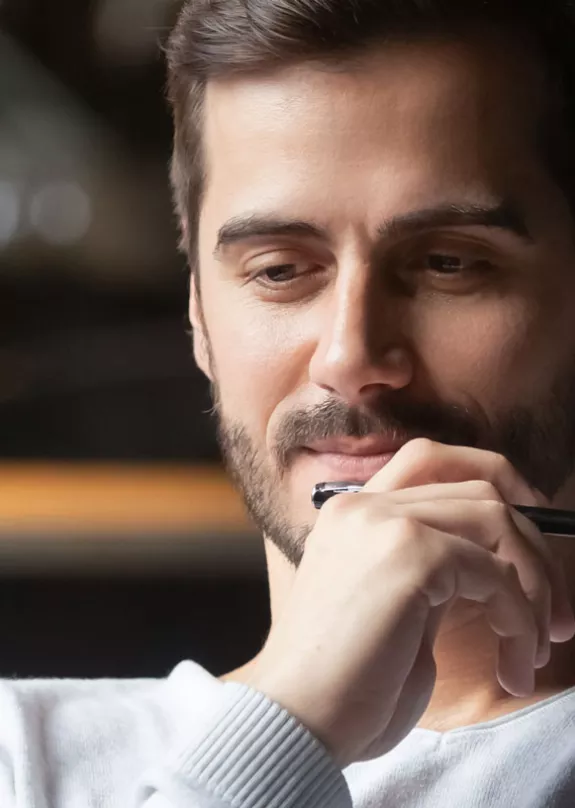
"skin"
188,34,575,733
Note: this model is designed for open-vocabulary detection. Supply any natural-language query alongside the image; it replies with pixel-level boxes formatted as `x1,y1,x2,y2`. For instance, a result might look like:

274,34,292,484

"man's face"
191,35,575,566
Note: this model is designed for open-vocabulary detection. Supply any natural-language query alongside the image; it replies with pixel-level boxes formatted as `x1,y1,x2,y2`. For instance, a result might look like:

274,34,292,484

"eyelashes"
252,253,496,286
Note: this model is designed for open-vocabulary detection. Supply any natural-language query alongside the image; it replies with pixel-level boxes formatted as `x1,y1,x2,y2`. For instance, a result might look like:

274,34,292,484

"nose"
309,268,414,406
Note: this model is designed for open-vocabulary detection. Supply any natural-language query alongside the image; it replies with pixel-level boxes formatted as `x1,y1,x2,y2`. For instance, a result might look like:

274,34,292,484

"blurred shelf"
0,462,251,532
0,463,264,576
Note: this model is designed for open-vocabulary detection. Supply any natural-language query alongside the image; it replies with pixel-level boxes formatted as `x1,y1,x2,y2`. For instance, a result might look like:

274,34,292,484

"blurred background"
0,0,269,679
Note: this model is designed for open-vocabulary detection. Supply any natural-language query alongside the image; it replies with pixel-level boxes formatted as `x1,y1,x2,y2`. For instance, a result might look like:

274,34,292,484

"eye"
423,253,494,275
395,245,499,295
427,253,463,273
256,264,300,284
252,260,324,288
249,259,326,301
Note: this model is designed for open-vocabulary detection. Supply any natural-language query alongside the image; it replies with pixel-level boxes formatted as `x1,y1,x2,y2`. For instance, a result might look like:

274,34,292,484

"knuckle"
321,494,352,515
385,517,449,579
311,494,357,548
492,450,514,479
492,450,509,468
401,437,437,465
321,491,360,518
319,492,396,544
483,497,510,522
473,479,504,502
386,515,421,544
382,517,427,567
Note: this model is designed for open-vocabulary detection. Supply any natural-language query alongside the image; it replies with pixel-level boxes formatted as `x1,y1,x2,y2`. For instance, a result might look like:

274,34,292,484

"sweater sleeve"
138,683,352,808
0,665,352,808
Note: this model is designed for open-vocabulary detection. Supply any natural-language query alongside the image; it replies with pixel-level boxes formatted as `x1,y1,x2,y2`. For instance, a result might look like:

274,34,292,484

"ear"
189,272,213,381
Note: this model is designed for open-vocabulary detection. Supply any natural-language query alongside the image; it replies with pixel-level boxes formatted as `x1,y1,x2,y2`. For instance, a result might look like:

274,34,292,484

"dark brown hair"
166,0,575,271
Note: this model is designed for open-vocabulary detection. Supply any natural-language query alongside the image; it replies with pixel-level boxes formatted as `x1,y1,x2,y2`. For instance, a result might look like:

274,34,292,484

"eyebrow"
214,216,328,257
213,201,533,258
376,202,533,244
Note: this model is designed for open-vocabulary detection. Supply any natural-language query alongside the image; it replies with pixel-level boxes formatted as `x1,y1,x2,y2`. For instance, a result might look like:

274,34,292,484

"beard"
210,373,575,569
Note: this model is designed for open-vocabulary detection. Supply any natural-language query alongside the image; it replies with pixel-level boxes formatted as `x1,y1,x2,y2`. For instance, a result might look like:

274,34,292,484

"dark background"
0,0,270,680
0,0,212,461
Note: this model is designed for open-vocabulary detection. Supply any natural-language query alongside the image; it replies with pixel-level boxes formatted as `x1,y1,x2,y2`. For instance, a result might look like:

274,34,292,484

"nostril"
310,341,414,403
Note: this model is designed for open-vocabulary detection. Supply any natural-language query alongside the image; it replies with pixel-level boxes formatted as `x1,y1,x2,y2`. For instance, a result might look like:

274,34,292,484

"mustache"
273,396,481,473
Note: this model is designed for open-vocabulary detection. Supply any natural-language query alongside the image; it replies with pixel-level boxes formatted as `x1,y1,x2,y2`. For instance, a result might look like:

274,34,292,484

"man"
3,0,575,805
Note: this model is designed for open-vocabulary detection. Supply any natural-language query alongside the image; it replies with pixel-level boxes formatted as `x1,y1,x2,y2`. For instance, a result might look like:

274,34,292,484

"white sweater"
0,660,574,807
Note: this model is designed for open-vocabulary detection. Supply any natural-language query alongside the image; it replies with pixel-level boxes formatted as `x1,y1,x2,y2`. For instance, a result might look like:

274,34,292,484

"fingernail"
535,643,551,668
550,614,575,642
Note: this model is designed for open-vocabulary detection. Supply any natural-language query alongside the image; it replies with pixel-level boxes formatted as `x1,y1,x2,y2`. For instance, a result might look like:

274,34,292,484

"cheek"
412,296,541,407
203,290,310,430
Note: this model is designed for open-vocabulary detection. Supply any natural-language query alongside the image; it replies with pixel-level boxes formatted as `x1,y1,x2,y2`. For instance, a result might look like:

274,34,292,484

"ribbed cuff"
169,683,352,808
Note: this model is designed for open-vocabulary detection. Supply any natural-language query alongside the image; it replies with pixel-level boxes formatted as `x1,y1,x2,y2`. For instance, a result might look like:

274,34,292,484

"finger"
379,498,552,667
380,483,575,647
380,479,505,505
416,529,539,697
510,509,575,645
365,439,544,507
488,562,539,696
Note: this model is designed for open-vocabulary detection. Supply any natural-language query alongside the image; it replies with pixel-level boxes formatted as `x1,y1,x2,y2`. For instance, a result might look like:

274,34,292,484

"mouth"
300,436,409,483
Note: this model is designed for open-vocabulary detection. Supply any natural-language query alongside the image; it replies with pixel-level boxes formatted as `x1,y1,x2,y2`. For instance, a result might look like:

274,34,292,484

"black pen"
311,481,575,537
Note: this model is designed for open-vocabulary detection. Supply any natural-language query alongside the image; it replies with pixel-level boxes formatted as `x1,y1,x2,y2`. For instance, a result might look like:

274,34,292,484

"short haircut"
166,0,575,271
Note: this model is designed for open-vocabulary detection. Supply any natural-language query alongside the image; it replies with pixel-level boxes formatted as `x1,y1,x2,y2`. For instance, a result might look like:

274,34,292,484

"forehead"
200,36,548,237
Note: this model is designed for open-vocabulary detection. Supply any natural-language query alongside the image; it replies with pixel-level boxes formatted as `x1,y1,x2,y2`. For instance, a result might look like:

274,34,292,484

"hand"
247,439,575,767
